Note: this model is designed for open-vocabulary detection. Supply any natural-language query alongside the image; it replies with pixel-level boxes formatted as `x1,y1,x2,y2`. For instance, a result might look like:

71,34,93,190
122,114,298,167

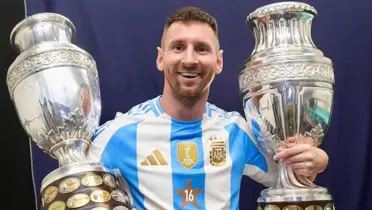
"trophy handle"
274,162,316,189
293,171,317,187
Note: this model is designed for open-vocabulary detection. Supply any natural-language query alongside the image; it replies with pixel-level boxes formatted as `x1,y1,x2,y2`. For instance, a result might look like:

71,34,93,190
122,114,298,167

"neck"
160,89,208,121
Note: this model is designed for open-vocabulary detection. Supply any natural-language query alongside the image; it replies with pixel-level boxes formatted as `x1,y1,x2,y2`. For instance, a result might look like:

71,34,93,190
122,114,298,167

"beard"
165,66,215,107
173,85,203,107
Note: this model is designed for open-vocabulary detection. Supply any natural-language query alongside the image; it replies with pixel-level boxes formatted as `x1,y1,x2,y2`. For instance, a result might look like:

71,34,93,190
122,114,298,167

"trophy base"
257,187,334,210
257,201,334,210
40,161,136,210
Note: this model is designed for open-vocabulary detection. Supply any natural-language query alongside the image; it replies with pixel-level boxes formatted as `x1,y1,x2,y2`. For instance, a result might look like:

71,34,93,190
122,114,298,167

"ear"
215,49,223,74
156,46,164,72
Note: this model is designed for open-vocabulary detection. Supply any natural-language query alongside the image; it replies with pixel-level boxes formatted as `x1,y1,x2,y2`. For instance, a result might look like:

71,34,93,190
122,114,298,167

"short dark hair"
164,6,218,36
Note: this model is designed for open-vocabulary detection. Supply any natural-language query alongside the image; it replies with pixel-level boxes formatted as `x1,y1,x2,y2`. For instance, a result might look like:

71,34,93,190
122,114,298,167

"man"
87,6,329,210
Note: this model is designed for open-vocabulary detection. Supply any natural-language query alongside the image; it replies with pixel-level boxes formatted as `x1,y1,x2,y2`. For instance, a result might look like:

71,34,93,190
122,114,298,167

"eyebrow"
168,38,214,48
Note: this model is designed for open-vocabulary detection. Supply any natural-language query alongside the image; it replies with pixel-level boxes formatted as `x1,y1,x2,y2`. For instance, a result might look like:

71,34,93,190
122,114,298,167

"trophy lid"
10,13,76,52
247,1,317,22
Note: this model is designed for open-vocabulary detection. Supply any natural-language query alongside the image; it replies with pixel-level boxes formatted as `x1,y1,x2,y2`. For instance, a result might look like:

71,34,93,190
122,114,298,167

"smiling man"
87,6,329,210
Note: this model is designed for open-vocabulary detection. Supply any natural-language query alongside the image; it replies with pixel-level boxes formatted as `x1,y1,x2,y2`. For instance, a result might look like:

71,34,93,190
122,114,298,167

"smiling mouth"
179,72,200,79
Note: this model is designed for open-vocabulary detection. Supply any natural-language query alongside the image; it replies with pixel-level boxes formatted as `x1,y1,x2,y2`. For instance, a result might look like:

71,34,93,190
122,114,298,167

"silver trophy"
239,2,334,210
7,13,135,210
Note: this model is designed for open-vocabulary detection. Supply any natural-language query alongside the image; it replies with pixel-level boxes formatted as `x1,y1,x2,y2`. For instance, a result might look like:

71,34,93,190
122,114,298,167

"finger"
284,142,299,148
276,143,295,152
286,161,313,170
274,144,311,160
275,145,291,153
276,147,284,153
286,137,296,142
295,174,312,186
293,169,312,177
282,153,314,164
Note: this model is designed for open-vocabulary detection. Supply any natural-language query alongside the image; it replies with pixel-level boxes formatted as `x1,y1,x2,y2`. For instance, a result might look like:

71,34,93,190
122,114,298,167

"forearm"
243,154,279,187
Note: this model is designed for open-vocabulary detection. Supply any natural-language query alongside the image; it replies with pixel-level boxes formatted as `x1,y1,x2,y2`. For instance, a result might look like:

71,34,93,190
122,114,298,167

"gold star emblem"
175,179,202,209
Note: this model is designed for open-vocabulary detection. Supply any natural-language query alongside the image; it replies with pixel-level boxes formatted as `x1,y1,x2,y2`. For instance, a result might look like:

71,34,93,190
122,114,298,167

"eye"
196,46,210,54
172,44,185,52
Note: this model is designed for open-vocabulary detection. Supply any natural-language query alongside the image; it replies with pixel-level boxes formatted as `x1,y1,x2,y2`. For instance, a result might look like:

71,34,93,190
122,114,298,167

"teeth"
180,73,199,77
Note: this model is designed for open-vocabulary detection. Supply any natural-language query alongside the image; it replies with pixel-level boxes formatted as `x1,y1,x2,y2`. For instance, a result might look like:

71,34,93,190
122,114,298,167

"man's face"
157,20,223,100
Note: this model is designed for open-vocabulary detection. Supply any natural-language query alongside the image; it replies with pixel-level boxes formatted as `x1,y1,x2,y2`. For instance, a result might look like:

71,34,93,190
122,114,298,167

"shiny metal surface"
7,13,101,167
259,187,331,202
239,2,334,202
6,12,137,210
10,13,75,53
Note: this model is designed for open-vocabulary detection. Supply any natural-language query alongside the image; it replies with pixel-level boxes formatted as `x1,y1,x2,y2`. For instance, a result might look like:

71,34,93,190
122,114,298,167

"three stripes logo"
140,149,168,166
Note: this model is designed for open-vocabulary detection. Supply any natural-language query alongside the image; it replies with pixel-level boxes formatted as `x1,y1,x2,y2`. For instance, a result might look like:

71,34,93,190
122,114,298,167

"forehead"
163,21,217,46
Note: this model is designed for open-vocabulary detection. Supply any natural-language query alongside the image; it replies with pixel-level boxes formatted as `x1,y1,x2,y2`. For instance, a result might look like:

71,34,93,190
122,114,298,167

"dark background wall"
0,0,36,209
1,0,372,210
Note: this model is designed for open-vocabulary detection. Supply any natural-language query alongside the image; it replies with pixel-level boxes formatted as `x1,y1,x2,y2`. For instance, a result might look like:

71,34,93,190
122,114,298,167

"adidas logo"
140,149,168,166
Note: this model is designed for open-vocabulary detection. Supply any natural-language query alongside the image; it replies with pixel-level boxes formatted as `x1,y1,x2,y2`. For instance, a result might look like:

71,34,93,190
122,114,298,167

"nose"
181,47,198,67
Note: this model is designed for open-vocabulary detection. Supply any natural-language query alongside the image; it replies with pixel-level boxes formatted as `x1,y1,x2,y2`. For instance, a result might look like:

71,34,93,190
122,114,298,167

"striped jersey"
87,96,278,210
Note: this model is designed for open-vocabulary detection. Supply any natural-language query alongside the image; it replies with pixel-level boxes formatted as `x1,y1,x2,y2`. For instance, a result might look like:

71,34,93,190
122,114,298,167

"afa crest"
209,136,226,166
177,142,198,169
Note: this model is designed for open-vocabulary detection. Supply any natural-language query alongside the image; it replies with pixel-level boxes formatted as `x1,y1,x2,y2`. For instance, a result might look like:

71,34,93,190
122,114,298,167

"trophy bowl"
7,13,136,210
239,2,335,210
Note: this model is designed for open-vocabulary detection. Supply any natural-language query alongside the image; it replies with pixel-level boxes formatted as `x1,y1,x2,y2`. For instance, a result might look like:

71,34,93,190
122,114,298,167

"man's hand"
273,143,329,178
